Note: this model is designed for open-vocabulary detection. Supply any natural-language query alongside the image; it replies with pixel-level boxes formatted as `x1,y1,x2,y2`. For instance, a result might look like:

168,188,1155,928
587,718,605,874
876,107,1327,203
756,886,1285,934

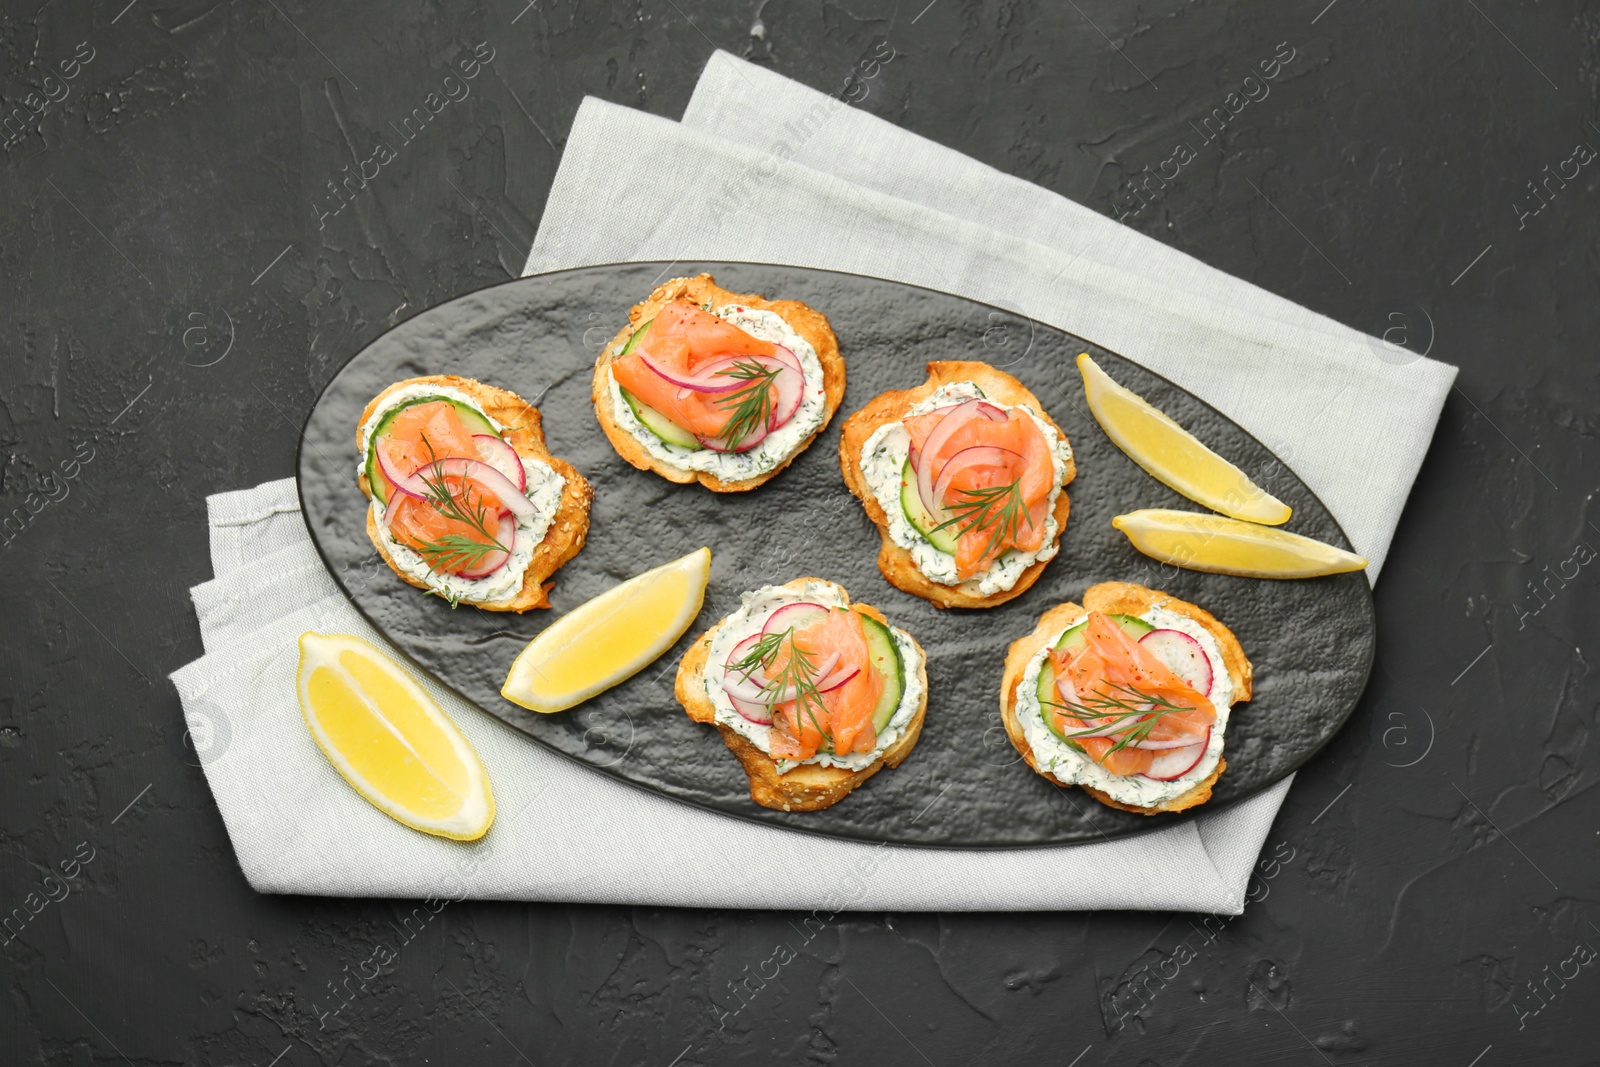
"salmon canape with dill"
356,375,592,611
840,361,1075,609
999,582,1253,814
675,578,928,812
593,274,846,492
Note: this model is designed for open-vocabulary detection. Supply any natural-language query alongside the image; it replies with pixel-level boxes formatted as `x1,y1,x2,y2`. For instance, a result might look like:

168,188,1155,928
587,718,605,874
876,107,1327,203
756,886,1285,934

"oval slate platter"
298,262,1375,848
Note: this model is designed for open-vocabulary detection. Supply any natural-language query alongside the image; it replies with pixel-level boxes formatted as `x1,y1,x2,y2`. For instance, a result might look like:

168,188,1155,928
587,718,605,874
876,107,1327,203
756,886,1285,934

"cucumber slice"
1036,661,1082,749
859,614,907,734
619,388,699,450
898,460,958,554
364,395,500,506
1051,612,1152,652
614,319,700,451
1037,613,1153,747
619,318,652,356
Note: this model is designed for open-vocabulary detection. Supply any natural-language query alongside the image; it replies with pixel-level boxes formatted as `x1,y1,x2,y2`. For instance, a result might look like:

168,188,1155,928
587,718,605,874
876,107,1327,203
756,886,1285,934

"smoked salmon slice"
765,609,885,761
612,303,781,439
376,401,508,576
1047,612,1214,777
906,403,1056,578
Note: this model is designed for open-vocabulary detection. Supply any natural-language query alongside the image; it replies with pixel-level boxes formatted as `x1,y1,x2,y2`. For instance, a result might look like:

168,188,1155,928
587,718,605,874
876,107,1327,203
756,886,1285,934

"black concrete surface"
2,1,1596,1064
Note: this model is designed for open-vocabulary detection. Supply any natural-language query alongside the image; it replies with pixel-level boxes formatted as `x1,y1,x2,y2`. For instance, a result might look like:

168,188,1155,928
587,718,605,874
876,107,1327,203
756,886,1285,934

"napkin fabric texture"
169,53,1454,912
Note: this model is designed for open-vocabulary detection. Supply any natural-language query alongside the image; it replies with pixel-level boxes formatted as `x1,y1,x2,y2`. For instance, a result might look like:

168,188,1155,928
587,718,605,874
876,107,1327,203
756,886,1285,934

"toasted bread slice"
674,578,928,812
999,582,1251,814
356,375,593,612
592,274,845,492
839,361,1076,609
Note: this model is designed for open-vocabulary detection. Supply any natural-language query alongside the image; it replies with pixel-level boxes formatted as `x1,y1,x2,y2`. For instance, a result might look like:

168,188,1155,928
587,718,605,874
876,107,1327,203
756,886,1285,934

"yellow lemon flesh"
502,547,711,714
1079,353,1292,526
296,632,494,841
1112,509,1368,579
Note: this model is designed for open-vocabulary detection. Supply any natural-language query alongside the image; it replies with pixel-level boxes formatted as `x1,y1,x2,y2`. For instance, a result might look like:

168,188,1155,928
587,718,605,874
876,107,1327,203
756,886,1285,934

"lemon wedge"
502,547,711,714
296,632,494,841
1079,353,1292,526
1112,509,1368,579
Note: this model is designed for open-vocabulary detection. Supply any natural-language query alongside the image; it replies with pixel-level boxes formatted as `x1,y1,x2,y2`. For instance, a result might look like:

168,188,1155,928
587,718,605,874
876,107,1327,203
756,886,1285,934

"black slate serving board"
297,262,1374,848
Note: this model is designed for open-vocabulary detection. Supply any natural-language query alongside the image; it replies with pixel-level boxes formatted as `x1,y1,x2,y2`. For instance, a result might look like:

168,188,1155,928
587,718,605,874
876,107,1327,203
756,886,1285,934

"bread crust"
674,578,928,812
998,582,1251,815
591,274,845,492
356,375,593,613
838,361,1076,609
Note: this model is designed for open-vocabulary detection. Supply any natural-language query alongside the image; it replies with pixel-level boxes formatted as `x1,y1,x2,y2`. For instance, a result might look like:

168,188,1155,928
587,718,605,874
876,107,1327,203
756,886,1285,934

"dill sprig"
730,626,831,743
931,476,1034,563
713,359,782,450
408,436,510,574
1042,681,1193,757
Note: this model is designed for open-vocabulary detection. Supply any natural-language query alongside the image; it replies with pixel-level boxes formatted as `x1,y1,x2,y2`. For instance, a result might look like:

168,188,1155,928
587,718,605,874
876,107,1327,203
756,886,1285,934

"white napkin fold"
169,54,1452,912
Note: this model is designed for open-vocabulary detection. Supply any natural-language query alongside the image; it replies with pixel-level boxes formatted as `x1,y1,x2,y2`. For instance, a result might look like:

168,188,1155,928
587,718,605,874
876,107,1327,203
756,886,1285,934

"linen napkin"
169,54,1454,912
173,479,1280,909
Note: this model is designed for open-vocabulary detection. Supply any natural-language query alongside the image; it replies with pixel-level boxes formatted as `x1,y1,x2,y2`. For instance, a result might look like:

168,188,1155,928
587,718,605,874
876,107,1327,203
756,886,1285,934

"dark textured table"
2,2,1595,1064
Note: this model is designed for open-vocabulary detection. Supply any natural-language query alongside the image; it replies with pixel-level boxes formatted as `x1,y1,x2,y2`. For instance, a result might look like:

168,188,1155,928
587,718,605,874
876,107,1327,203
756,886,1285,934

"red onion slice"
457,513,515,578
815,663,860,693
915,400,1011,518
692,353,802,450
376,445,533,524
930,445,1025,519
638,352,746,395
375,438,429,503
1127,735,1208,751
423,458,535,522
472,434,526,491
724,651,847,704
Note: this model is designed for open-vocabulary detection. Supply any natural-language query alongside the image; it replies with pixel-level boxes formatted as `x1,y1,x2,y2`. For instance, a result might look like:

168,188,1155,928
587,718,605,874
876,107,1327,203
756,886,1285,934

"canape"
593,274,845,491
356,375,592,611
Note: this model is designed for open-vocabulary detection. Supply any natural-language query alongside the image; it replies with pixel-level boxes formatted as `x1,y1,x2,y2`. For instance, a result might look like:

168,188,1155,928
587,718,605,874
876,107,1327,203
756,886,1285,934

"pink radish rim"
472,433,526,492
457,513,516,578
1138,628,1214,697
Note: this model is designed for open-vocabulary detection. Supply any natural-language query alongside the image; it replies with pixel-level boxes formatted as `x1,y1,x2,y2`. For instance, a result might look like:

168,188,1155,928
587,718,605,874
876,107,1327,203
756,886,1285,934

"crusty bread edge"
356,374,593,613
838,360,1077,609
590,274,846,493
674,577,929,812
998,582,1252,815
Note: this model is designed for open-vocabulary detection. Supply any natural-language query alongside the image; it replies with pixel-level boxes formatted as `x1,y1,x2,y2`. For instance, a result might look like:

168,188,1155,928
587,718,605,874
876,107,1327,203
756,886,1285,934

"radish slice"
638,352,745,394
766,346,804,429
1138,629,1213,696
695,417,770,454
930,445,1025,517
762,602,831,635
1141,728,1211,780
472,434,526,491
915,400,1012,518
457,514,515,578
721,635,774,724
